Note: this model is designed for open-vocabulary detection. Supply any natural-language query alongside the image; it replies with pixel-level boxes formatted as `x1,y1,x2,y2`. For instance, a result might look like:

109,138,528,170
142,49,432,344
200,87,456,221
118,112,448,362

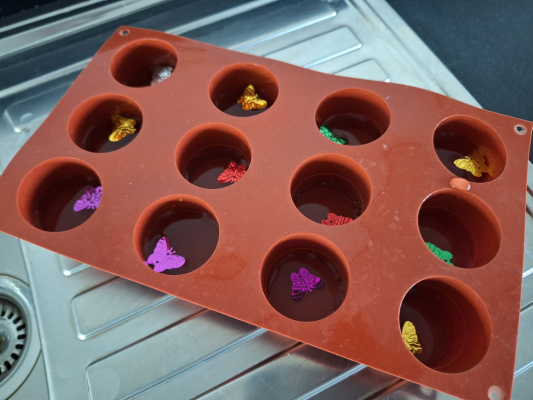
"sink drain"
0,299,26,379
0,276,40,399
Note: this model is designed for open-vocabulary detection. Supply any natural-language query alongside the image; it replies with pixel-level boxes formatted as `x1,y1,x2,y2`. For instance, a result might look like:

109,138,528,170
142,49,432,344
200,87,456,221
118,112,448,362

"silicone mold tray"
0,27,531,400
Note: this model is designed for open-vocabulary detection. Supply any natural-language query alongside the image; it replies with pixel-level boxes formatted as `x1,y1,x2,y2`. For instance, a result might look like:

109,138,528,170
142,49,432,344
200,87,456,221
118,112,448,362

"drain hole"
0,281,36,393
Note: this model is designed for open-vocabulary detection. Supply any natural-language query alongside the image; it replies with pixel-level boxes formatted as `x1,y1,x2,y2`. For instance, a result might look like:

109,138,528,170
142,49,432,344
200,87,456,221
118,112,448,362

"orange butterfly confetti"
109,115,137,142
402,321,422,355
237,84,268,111
453,148,490,178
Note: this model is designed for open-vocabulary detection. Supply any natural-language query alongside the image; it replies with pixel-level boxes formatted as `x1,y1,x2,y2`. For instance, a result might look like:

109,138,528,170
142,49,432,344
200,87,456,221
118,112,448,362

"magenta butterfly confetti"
291,267,325,302
144,236,185,273
321,212,353,226
218,162,247,183
73,186,102,212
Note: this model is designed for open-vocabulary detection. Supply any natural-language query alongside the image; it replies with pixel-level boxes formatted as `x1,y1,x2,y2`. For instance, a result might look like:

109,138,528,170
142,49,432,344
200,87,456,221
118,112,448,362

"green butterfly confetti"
425,242,454,265
319,123,348,145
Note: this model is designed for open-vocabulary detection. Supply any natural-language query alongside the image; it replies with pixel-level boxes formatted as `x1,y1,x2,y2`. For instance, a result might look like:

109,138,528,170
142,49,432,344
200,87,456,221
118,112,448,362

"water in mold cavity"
222,103,269,117
266,250,344,322
34,180,99,232
143,208,218,275
293,174,363,224
418,207,474,268
399,284,458,369
215,85,271,117
322,113,382,145
185,145,249,189
81,115,140,153
434,133,487,182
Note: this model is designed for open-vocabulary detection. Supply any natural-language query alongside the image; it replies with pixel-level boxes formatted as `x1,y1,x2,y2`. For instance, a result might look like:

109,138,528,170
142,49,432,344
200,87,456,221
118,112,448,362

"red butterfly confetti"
321,213,353,226
218,162,247,183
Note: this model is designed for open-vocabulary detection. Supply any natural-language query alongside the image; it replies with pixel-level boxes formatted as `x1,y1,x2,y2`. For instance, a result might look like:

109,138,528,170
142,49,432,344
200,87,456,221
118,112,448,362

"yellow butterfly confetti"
453,148,489,178
237,84,268,111
109,115,137,142
402,321,422,355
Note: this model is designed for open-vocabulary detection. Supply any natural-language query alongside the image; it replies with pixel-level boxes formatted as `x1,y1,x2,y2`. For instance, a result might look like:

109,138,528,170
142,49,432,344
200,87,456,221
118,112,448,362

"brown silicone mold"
0,27,530,400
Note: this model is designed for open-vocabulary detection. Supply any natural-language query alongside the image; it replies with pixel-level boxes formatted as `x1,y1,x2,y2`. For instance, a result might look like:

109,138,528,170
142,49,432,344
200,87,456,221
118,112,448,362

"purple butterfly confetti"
291,267,325,302
73,186,102,212
144,236,186,273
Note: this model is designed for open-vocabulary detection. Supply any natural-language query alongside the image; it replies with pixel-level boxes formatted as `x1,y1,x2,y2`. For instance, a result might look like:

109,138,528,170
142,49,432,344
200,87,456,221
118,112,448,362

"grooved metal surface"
0,0,530,398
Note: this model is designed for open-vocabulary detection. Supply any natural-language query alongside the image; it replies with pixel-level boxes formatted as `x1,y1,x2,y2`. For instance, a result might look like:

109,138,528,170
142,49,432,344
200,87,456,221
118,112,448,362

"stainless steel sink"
0,1,531,399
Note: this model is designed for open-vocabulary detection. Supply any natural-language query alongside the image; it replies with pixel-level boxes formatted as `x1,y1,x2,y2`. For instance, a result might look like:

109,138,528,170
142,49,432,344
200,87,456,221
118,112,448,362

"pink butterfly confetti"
73,186,102,212
218,162,247,183
321,213,353,226
144,236,185,273
291,267,325,302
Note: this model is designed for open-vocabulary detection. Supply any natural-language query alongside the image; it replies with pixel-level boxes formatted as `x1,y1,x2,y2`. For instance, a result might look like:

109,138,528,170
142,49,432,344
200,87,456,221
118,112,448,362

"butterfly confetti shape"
425,242,454,265
237,84,268,110
151,65,173,86
319,123,348,145
402,321,422,355
291,267,325,302
321,213,353,226
73,186,102,212
453,148,490,178
144,236,186,273
218,162,247,183
109,115,137,142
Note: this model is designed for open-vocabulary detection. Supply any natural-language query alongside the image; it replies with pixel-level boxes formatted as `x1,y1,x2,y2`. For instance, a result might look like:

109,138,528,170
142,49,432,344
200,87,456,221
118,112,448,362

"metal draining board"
0,0,531,399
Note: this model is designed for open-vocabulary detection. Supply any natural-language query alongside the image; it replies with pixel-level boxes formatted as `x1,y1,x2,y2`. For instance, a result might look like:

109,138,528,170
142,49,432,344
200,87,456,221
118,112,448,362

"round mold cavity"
261,234,349,322
399,277,491,373
176,123,251,189
17,158,101,232
69,94,143,153
209,63,279,117
433,116,507,182
110,39,177,87
291,154,371,225
418,190,501,268
315,88,391,146
134,196,219,275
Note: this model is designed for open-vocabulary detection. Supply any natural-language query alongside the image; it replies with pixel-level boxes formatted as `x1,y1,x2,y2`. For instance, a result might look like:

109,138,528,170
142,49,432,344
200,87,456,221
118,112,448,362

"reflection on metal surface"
375,381,459,399
0,0,172,59
333,59,390,82
514,306,533,375
57,254,89,276
182,0,337,51
86,312,294,400
197,345,395,400
87,312,295,399
4,84,69,133
266,27,362,68
0,0,531,398
72,278,180,340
